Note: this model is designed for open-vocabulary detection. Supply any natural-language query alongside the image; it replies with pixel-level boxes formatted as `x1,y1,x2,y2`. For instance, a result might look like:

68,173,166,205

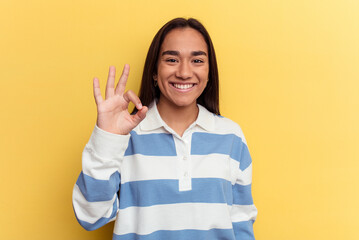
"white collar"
139,100,215,132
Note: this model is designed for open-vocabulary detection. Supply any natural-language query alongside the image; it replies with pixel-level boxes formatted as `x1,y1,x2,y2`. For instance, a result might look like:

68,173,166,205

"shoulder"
212,114,248,145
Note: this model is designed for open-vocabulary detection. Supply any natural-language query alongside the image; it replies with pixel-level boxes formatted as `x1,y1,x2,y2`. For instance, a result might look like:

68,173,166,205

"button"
183,172,188,177
183,156,187,161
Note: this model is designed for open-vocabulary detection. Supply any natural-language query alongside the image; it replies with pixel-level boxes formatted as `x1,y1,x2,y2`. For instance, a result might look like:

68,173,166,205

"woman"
73,18,257,240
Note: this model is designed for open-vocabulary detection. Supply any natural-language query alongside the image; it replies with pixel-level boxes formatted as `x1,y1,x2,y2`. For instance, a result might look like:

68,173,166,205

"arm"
72,65,147,230
72,126,130,230
231,136,257,239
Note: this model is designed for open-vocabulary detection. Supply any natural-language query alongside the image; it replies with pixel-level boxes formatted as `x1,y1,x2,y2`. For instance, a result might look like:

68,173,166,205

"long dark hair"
133,17,220,115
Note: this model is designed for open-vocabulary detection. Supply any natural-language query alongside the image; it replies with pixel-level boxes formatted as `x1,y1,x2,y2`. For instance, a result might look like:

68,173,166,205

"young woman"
73,18,257,240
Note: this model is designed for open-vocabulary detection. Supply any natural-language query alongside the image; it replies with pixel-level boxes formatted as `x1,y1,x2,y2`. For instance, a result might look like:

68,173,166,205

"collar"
139,101,166,131
139,100,215,132
196,104,215,132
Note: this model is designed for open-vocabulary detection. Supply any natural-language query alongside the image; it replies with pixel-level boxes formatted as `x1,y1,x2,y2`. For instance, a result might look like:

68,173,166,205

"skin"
93,27,209,136
93,64,148,135
155,27,209,136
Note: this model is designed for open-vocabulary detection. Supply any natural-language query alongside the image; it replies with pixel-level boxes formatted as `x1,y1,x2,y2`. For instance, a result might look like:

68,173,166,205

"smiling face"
154,27,209,111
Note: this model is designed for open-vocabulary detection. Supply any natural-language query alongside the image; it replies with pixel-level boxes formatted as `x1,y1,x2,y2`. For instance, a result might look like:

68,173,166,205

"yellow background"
1,0,358,239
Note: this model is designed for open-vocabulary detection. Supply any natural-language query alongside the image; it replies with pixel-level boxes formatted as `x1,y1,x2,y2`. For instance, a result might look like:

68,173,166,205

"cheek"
201,64,209,76
157,66,173,81
198,68,209,80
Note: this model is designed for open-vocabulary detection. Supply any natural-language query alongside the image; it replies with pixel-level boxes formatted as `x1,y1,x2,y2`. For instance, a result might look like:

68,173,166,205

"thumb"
131,106,148,125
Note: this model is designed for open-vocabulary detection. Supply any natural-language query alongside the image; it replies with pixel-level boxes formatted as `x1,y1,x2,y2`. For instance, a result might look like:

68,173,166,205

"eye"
193,59,204,63
165,58,178,63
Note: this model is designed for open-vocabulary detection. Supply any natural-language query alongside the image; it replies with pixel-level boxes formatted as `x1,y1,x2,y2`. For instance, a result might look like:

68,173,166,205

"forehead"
160,27,208,53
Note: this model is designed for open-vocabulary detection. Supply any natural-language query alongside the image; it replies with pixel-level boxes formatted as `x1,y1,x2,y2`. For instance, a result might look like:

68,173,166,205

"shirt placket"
176,135,192,191
162,122,195,192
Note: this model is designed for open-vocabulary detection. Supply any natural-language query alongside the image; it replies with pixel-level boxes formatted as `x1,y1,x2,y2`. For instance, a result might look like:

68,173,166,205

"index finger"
115,64,130,95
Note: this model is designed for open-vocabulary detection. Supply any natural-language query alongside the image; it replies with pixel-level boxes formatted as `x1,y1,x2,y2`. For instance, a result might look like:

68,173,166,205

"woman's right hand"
93,64,148,135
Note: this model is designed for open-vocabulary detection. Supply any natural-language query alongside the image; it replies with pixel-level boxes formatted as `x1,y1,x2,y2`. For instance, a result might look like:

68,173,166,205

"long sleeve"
72,125,131,231
230,136,258,239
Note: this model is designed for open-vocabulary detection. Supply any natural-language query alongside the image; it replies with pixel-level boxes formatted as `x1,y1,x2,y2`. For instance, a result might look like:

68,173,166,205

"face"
154,27,209,110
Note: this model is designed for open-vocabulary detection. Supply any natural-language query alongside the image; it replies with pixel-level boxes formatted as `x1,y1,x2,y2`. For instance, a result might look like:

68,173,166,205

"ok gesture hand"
93,65,148,135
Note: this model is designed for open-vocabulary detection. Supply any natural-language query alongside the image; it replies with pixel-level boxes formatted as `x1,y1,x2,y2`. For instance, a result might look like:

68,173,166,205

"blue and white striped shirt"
73,102,257,239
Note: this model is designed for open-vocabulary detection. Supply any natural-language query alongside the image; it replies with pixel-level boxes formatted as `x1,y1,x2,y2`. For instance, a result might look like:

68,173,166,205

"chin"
171,99,197,108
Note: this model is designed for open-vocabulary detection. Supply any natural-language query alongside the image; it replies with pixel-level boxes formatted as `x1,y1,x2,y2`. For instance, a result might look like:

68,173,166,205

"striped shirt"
73,102,257,239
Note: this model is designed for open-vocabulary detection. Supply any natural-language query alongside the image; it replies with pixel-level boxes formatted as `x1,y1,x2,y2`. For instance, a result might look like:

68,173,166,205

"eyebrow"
192,51,207,56
161,50,207,56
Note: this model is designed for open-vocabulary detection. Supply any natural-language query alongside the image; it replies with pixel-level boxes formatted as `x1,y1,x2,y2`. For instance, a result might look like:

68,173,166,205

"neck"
157,99,199,137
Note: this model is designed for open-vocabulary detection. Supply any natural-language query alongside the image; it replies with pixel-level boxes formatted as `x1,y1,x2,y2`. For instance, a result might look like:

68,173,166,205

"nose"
176,61,193,80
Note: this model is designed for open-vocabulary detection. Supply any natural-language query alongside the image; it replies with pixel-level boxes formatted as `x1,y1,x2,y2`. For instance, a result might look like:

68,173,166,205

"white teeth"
173,83,194,89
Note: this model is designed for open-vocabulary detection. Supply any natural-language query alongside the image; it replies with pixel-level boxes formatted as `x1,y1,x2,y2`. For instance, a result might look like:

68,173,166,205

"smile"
172,83,195,90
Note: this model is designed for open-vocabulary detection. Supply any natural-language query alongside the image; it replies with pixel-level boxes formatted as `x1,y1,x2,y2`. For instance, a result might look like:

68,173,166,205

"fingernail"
137,103,143,109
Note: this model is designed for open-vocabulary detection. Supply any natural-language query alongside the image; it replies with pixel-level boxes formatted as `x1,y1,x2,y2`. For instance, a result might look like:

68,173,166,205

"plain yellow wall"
1,0,358,239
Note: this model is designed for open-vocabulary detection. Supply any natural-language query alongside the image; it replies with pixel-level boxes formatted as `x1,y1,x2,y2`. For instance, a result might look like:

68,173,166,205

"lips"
172,83,195,90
